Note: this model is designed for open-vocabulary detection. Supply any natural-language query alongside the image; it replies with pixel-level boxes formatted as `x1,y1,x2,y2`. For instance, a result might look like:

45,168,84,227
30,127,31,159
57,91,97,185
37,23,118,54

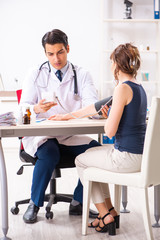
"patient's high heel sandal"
109,207,120,229
95,213,116,235
88,216,100,228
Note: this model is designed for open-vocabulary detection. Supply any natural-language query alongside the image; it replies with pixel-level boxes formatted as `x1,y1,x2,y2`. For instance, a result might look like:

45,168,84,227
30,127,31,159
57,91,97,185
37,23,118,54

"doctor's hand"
48,113,70,121
34,99,57,114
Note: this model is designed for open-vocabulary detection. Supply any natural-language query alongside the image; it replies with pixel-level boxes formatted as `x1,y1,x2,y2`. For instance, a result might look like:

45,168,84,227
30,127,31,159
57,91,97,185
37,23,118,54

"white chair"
82,96,160,240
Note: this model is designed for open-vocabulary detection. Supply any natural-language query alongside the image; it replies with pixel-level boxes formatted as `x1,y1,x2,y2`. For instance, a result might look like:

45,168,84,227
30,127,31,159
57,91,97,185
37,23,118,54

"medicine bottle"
23,113,30,124
23,107,31,124
26,107,31,122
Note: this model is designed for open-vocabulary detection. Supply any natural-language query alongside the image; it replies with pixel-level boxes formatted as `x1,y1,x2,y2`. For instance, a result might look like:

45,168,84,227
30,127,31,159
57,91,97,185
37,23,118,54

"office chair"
82,97,160,240
11,90,75,219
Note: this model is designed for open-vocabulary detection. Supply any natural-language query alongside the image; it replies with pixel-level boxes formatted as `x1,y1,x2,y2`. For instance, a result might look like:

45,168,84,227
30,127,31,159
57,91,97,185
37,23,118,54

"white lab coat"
21,61,98,157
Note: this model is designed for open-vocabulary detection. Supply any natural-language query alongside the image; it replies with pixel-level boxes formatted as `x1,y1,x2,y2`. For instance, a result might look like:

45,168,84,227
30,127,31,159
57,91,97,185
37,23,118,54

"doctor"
21,29,101,223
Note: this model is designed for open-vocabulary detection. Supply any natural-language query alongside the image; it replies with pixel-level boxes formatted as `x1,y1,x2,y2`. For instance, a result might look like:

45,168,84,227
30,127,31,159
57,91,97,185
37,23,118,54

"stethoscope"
35,61,79,100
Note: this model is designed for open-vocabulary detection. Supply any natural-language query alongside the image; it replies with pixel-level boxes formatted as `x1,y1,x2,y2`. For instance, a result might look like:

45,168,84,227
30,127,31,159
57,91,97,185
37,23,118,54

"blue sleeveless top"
114,81,147,154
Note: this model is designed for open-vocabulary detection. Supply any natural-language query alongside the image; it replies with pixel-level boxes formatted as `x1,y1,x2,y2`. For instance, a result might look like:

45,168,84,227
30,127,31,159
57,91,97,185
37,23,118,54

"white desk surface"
0,118,106,138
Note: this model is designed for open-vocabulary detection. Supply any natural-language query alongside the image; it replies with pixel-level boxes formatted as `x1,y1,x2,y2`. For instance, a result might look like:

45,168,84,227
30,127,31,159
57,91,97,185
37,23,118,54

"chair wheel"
45,211,53,219
11,206,19,215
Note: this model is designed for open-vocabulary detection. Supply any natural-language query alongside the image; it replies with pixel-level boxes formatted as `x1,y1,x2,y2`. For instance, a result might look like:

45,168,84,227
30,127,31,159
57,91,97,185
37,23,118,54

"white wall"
0,0,158,105
0,0,101,90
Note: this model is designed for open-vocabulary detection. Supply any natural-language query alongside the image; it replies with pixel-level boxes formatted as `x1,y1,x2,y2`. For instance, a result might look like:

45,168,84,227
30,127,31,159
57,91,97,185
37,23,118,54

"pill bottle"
23,107,31,124
26,107,31,122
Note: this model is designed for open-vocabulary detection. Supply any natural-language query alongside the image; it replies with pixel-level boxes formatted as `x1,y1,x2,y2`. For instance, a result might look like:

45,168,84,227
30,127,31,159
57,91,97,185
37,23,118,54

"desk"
0,119,105,240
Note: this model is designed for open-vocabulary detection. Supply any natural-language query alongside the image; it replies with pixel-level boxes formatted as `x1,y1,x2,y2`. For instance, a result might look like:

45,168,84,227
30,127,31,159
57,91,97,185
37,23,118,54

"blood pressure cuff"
94,96,112,115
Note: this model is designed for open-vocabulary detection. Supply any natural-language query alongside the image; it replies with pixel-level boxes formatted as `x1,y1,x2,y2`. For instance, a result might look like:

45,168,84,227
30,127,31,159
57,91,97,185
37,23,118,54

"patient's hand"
48,114,70,121
101,105,109,118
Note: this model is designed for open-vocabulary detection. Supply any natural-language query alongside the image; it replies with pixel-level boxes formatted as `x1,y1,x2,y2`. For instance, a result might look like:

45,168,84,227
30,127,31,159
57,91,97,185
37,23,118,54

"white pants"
75,145,142,204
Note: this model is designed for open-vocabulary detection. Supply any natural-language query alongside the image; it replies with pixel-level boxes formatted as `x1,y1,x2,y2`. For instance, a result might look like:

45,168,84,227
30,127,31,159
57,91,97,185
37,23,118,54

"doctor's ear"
66,45,70,53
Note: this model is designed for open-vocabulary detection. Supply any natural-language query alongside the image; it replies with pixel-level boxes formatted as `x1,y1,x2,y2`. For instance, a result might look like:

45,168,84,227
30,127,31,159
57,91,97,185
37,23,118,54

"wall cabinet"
100,1,160,106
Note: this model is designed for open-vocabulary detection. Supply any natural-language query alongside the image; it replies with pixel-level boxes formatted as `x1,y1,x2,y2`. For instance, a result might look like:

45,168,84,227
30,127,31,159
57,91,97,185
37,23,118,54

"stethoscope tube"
71,63,78,96
39,61,51,72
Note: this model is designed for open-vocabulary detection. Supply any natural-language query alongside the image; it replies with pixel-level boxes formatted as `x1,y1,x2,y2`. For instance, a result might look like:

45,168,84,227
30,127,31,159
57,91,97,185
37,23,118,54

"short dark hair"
110,43,141,79
42,29,68,50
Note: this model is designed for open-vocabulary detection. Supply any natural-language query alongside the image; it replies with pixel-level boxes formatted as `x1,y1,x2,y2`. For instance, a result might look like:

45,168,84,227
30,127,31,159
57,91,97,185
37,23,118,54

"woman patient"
49,43,147,235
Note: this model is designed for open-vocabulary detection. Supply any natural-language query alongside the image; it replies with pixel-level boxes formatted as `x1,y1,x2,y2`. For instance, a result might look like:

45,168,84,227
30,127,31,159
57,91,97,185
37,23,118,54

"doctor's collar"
50,61,69,77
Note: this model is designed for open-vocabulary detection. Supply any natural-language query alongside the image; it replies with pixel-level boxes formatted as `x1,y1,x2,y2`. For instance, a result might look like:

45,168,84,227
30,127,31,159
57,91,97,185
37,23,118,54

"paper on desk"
0,111,16,126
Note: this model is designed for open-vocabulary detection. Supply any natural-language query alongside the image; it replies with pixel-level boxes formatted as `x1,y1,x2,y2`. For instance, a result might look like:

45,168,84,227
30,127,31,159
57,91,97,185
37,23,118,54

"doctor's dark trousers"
32,138,101,207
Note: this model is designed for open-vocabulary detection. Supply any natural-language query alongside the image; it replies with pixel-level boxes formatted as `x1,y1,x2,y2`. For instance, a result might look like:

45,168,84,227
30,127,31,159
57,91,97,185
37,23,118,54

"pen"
36,118,46,123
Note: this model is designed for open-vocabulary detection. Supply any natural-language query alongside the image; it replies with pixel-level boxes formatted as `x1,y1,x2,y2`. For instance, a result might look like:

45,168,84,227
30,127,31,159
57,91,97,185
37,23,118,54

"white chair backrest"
141,97,160,187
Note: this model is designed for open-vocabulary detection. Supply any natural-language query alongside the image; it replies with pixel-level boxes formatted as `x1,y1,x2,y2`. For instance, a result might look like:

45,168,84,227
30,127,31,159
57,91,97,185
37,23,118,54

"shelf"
103,81,159,84
139,81,159,84
0,91,16,97
140,50,158,54
0,91,17,103
103,19,160,23
104,50,158,54
0,99,17,103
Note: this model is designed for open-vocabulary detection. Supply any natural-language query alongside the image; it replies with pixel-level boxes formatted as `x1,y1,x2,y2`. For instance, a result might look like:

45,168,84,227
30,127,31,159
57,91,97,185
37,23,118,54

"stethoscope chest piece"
74,94,80,101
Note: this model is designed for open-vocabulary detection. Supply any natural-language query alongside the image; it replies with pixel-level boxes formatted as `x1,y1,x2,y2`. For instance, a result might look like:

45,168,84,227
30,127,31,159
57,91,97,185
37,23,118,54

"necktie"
56,70,62,81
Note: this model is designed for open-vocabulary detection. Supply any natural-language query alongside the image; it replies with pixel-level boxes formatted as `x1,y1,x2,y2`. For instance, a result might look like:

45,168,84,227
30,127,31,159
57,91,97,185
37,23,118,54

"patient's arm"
48,104,97,121
49,96,111,121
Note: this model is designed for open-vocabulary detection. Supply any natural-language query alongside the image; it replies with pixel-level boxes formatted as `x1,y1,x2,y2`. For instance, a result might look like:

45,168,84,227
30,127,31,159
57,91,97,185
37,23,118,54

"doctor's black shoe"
23,203,39,224
69,203,98,219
